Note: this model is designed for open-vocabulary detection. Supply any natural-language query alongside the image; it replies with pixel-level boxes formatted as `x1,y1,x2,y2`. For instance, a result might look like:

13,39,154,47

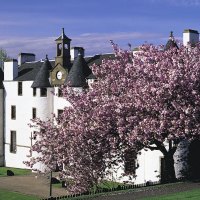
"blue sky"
0,0,200,59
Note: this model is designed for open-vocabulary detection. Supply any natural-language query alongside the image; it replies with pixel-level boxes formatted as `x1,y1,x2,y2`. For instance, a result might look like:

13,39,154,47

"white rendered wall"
4,80,54,169
110,149,162,184
0,89,4,166
53,87,71,117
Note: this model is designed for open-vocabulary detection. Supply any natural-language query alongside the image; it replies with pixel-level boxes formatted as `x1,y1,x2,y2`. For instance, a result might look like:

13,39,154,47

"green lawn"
0,167,31,176
143,188,200,200
0,189,39,200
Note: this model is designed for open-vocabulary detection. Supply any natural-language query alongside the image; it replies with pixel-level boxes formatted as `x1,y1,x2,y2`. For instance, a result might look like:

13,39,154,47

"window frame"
58,88,62,97
33,88,36,96
32,107,36,119
18,82,23,96
40,88,47,97
10,131,17,153
11,105,16,120
57,109,63,117
124,150,136,175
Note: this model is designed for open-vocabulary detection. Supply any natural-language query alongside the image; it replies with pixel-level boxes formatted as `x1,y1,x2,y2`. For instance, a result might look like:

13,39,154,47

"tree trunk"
161,153,176,183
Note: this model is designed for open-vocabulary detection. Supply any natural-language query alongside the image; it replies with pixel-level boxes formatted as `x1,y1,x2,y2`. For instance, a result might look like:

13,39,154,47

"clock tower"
50,28,71,86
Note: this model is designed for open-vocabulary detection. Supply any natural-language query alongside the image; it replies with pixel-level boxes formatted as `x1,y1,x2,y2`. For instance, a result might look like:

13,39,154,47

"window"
10,131,16,153
18,82,22,96
58,88,62,97
11,105,16,119
124,149,136,175
32,131,37,140
40,88,47,97
57,109,63,117
33,88,36,96
32,108,36,119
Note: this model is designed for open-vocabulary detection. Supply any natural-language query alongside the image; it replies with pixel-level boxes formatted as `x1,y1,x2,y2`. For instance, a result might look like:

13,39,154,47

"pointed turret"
165,31,178,50
65,53,92,87
31,55,52,88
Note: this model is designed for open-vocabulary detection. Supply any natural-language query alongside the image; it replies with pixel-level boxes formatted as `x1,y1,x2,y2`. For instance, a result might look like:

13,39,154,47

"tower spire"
61,28,65,39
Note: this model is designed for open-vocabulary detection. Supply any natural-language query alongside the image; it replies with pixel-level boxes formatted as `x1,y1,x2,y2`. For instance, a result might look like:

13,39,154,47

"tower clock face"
56,71,62,80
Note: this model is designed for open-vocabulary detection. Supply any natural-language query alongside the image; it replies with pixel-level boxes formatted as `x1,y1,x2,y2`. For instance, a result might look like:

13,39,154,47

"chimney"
18,53,35,66
183,29,199,46
4,59,18,80
70,47,85,61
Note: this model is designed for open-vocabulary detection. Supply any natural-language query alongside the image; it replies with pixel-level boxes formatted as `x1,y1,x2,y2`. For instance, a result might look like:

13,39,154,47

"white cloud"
73,32,162,55
0,36,56,59
150,0,200,6
0,31,162,59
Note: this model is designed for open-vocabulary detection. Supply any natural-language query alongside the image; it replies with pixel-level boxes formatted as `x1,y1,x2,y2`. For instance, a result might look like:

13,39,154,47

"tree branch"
154,140,168,155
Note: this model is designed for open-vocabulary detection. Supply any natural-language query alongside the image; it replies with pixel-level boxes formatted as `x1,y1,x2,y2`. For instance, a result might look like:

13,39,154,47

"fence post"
49,171,52,198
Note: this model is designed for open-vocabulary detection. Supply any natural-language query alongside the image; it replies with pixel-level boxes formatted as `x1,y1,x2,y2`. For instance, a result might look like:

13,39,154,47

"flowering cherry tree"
26,41,200,193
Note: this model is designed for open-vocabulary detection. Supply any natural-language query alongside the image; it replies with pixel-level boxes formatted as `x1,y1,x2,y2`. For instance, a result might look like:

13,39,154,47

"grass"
0,188,39,200
0,167,31,176
143,188,200,200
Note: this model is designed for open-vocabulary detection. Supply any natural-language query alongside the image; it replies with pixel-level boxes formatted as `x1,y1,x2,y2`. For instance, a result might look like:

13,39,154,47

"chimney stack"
4,59,18,80
70,47,85,61
18,53,35,66
183,29,199,46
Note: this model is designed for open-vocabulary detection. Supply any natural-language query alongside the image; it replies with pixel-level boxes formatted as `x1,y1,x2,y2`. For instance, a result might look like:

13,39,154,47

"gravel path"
0,173,68,198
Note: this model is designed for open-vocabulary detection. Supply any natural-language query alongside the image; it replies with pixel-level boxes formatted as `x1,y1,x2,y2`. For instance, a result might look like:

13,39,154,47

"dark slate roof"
12,54,115,85
18,53,35,56
31,57,53,88
183,29,199,34
165,31,178,50
86,73,96,79
0,68,4,89
66,54,92,87
86,53,115,66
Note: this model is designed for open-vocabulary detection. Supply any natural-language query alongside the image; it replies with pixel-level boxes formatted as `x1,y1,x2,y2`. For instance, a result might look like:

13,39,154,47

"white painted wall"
110,149,163,184
53,87,71,117
3,80,54,169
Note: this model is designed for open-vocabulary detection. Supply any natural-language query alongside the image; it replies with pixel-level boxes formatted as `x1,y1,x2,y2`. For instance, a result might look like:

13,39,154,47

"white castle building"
0,28,199,184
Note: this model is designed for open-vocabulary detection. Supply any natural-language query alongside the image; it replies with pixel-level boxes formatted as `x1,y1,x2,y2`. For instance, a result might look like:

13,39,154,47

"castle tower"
50,28,71,86
55,28,71,69
65,53,92,90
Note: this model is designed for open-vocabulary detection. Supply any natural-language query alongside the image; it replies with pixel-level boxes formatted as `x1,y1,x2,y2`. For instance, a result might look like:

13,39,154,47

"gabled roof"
31,56,53,88
66,54,92,87
165,31,178,50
